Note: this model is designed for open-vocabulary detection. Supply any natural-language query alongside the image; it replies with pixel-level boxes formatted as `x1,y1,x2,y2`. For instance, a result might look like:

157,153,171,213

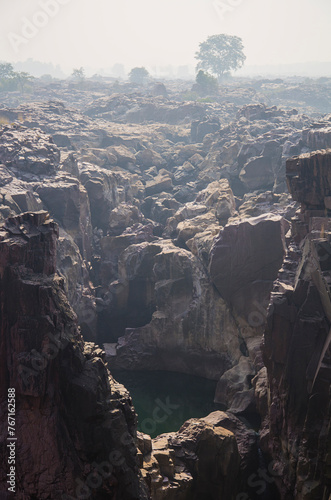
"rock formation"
0,78,331,499
0,92,328,412
0,210,264,500
139,414,241,500
257,148,331,499
0,212,148,499
105,238,242,380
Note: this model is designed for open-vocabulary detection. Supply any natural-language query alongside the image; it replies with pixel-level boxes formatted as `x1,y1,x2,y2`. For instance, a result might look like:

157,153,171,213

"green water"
112,370,225,438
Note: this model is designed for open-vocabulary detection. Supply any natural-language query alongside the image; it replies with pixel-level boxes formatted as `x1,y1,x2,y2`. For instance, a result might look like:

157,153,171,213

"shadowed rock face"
104,239,242,380
0,210,254,500
209,213,288,310
0,125,97,339
207,214,289,409
286,148,331,211
256,150,331,500
0,212,148,500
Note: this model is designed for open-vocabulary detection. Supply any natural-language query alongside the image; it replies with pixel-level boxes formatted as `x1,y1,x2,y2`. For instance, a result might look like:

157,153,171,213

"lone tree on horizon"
72,67,85,81
129,67,150,85
195,34,246,80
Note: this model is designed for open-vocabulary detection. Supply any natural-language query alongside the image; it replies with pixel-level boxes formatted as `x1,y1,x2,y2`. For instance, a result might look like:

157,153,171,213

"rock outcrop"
286,148,331,211
258,149,331,499
104,239,242,380
209,214,288,313
0,212,148,500
208,214,289,409
0,124,60,176
0,125,97,338
139,414,241,500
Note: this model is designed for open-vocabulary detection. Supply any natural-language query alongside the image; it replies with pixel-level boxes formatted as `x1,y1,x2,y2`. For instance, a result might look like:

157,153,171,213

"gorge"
0,77,330,499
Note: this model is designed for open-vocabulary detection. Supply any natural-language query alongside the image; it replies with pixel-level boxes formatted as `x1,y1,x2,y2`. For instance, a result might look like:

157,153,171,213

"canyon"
0,77,330,499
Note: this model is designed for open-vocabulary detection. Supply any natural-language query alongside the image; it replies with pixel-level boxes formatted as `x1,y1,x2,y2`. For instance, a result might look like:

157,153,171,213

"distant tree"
15,72,34,93
0,63,15,80
129,67,150,85
195,34,246,80
195,70,218,92
0,64,33,93
40,74,54,82
72,67,85,81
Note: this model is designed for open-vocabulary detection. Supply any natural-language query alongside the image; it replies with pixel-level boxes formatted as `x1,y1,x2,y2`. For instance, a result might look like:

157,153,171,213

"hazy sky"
0,0,330,74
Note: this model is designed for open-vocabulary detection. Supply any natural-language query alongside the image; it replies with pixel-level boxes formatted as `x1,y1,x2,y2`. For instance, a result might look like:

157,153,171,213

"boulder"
195,179,237,224
163,202,208,239
174,145,205,164
140,417,240,500
168,419,240,499
145,170,173,196
151,82,168,98
79,163,144,231
239,156,275,191
237,191,297,220
135,148,166,170
108,202,143,236
176,212,219,245
214,356,255,409
60,151,80,177
141,194,180,226
202,411,259,491
286,148,331,210
191,118,220,142
209,214,289,320
108,145,137,168
173,161,195,185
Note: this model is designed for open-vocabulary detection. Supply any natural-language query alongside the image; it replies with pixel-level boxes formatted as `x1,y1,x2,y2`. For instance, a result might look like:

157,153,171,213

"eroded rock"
104,239,242,379
209,213,289,319
0,124,60,175
139,416,240,500
0,212,148,499
258,149,331,499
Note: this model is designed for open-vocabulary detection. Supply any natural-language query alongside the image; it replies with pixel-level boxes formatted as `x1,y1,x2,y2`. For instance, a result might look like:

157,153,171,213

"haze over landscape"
0,0,331,76
1,0,331,498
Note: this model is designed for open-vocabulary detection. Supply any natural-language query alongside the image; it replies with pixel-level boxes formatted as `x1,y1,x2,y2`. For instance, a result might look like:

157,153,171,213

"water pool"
112,369,225,438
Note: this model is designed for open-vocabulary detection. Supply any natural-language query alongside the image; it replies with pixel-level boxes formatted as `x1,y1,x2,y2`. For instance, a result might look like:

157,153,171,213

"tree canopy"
72,67,85,81
195,34,246,80
0,62,33,93
129,67,150,85
0,63,15,80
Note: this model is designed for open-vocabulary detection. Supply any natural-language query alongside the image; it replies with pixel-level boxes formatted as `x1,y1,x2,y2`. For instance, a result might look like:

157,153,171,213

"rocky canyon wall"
257,148,331,500
0,212,148,499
